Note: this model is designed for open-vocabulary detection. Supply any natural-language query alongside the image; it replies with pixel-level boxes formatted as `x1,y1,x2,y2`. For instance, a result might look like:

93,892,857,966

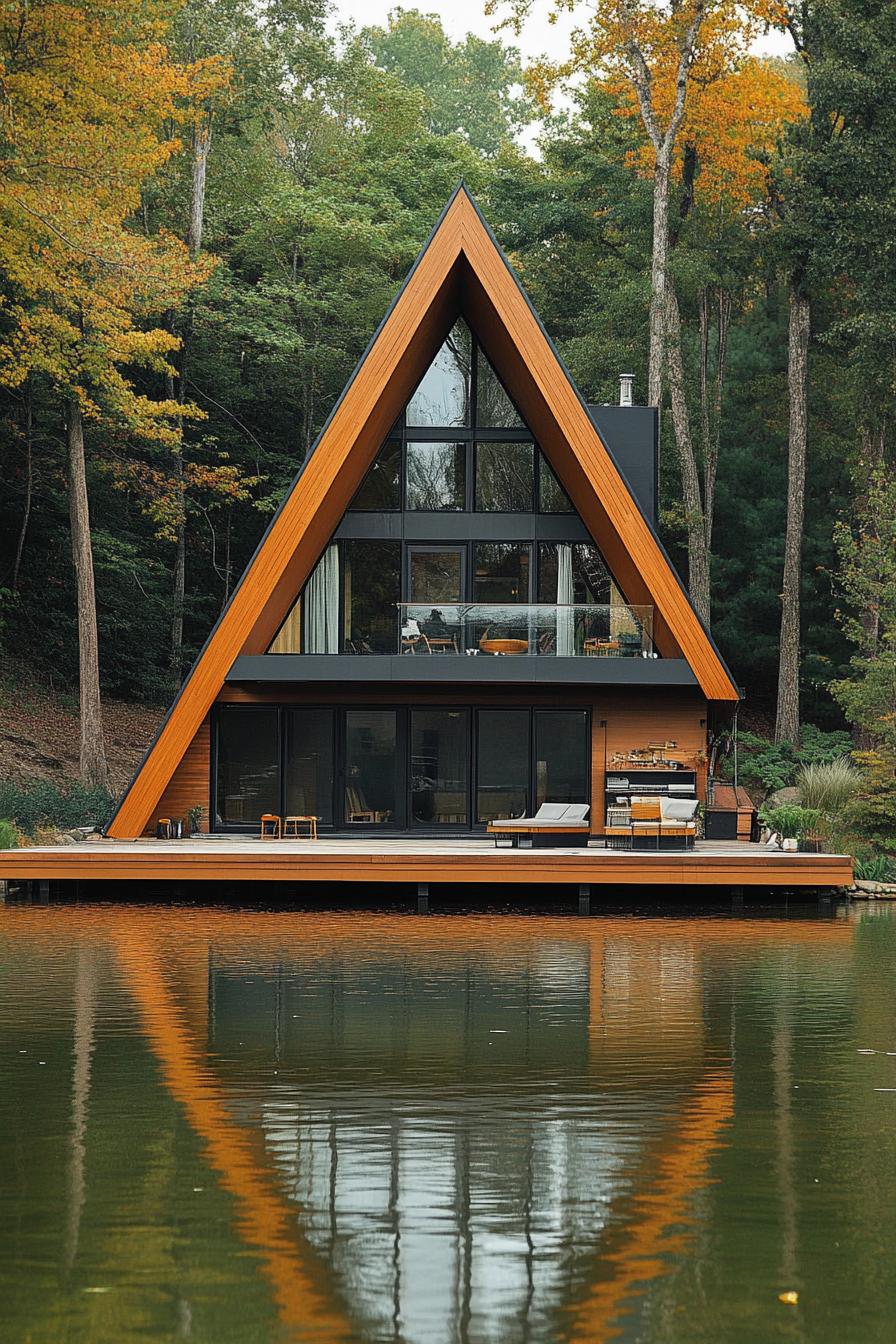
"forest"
0,0,893,862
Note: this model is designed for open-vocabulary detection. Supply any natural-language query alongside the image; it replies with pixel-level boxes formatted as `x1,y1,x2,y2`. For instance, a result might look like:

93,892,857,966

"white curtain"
556,544,575,656
304,544,340,653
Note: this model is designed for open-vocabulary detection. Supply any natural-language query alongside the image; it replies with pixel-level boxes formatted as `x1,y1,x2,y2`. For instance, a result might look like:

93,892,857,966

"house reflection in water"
8,907,863,1343
201,919,730,1343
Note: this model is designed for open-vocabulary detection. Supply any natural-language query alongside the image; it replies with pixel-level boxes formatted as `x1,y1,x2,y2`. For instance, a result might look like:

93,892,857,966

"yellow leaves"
498,0,801,195
0,0,226,439
778,1291,800,1305
615,55,806,210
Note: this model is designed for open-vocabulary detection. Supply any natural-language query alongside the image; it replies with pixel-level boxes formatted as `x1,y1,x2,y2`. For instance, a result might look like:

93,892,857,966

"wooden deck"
0,836,853,889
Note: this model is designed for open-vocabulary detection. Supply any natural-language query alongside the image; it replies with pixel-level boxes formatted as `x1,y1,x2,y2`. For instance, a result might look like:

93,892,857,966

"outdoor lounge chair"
487,803,591,848
605,796,699,850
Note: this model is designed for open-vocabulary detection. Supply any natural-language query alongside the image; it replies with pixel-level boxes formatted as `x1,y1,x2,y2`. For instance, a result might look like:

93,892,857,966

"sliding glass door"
410,709,469,827
534,709,590,808
475,708,590,825
344,709,402,827
215,704,590,832
285,709,334,825
215,707,280,827
476,710,529,824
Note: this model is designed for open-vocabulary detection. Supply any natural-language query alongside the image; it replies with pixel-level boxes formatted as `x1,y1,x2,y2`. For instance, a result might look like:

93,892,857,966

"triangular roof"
108,185,738,838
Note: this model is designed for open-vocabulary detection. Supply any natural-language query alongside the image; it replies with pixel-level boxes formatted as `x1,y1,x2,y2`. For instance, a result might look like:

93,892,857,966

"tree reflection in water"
0,905,871,1344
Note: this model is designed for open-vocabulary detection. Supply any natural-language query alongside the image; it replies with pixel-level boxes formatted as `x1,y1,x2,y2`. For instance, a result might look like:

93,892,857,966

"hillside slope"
0,662,165,794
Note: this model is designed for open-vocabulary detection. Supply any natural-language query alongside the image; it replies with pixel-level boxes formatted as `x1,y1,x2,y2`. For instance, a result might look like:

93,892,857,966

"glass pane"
343,540,400,654
407,319,471,426
477,710,530,823
216,708,279,826
406,441,465,510
301,544,339,654
473,543,530,603
537,543,612,604
409,549,463,603
268,596,301,653
539,454,573,513
285,709,334,825
475,441,534,511
534,709,589,808
345,710,398,825
411,709,469,826
350,439,400,510
476,348,523,428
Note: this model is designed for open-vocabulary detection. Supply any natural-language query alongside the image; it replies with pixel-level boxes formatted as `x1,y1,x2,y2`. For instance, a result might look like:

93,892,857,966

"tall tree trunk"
648,151,672,408
11,377,33,591
775,284,810,745
169,449,186,677
699,286,731,557
852,421,886,748
169,118,212,682
66,399,108,789
665,285,711,624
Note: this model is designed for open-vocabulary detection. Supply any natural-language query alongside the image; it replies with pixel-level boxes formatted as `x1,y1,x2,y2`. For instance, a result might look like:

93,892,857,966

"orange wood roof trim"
107,184,738,839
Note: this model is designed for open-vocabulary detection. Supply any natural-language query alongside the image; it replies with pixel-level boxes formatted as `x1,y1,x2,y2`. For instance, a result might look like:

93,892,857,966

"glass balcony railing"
396,603,654,658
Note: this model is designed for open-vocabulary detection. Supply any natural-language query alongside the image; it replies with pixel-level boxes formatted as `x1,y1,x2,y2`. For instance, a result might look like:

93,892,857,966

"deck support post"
730,885,744,912
416,883,429,914
37,878,50,903
578,884,591,917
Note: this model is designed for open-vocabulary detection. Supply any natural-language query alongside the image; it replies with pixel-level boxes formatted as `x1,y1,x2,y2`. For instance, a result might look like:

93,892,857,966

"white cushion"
661,798,699,821
535,803,569,821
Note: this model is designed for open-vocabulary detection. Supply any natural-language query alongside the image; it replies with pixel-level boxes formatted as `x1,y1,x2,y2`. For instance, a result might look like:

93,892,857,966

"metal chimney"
619,373,634,407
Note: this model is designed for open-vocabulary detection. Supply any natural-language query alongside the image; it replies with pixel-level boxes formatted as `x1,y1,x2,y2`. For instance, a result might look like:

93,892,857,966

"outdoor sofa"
487,803,591,848
605,796,699,850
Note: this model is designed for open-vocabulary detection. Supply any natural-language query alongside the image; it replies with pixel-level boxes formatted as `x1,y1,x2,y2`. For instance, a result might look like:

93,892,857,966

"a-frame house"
107,186,739,843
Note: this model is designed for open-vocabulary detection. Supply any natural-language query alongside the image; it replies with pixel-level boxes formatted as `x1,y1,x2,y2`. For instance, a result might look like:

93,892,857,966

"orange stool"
259,814,281,839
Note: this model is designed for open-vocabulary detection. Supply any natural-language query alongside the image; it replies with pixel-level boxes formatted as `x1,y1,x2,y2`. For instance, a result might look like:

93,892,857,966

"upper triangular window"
407,319,472,427
476,347,524,429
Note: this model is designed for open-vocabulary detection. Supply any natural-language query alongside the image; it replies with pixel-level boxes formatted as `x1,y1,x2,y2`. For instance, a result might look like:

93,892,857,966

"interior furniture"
283,815,318,839
479,636,529,656
259,813,281,839
584,637,620,657
400,633,432,654
488,802,590,848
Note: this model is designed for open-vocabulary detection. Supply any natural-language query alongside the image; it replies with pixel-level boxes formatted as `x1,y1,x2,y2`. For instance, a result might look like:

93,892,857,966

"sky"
332,0,793,62
331,1,793,154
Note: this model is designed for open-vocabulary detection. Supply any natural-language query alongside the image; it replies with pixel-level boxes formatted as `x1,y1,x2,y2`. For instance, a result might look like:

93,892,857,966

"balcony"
227,601,703,688
395,603,654,659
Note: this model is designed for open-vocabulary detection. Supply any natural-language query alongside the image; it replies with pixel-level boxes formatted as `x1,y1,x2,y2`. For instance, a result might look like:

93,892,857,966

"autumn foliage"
0,0,225,435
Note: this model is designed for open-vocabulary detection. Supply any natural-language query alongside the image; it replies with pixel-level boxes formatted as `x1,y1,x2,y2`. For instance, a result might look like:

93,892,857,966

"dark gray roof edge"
457,186,740,701
105,185,471,833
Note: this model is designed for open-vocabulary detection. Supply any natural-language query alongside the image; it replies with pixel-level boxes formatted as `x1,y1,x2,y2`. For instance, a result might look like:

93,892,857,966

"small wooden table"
283,815,318,839
584,638,620,657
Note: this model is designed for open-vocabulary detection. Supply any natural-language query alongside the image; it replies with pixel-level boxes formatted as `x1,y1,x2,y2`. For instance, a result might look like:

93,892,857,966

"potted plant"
759,803,822,852
186,805,206,837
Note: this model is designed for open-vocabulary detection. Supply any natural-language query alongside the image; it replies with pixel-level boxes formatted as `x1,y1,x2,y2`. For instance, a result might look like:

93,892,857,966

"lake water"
1,897,894,1343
